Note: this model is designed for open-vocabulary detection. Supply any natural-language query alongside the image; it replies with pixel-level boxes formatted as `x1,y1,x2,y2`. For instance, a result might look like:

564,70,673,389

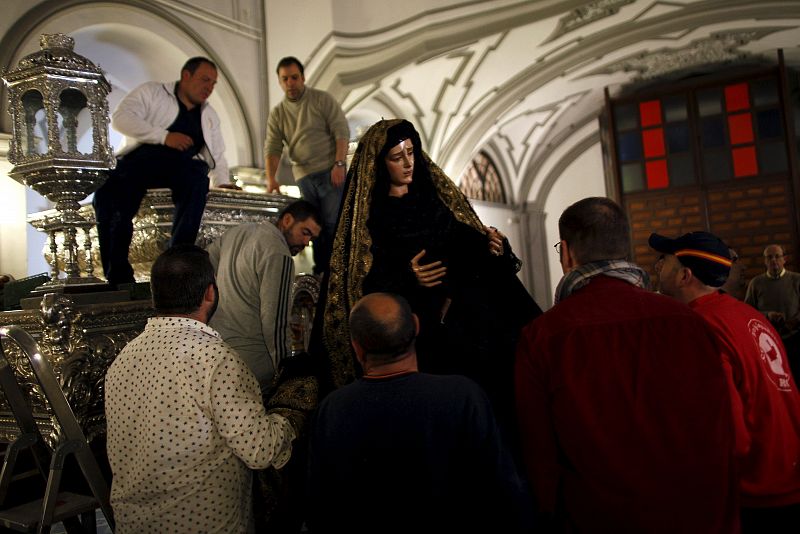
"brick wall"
624,177,798,289
706,180,796,281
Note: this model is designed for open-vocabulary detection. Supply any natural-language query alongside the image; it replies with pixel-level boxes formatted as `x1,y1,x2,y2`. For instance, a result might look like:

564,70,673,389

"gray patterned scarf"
554,260,650,304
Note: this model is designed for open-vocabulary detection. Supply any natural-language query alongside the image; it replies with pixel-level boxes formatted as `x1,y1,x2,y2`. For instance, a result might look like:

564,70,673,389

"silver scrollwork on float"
2,33,115,291
0,295,153,446
29,188,297,281
0,35,322,449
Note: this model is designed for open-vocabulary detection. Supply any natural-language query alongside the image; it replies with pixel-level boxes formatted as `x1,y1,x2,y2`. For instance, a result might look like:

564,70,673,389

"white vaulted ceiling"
1,0,799,300
310,0,800,207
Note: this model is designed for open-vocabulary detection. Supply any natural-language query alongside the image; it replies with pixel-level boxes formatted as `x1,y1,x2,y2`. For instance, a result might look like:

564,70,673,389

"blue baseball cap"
649,231,732,287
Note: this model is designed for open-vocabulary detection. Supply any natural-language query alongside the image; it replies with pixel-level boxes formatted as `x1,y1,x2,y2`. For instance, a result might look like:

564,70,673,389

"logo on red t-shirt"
748,319,792,392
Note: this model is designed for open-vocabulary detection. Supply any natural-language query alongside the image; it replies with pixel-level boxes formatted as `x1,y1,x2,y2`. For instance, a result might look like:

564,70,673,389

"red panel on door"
728,113,754,145
725,83,750,112
646,159,669,189
639,100,662,127
732,146,758,177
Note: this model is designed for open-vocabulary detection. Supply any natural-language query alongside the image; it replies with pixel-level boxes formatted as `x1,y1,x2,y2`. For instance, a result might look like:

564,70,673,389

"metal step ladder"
0,325,114,533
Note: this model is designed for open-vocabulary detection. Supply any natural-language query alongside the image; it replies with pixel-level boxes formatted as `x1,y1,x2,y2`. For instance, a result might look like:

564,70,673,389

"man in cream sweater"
265,56,349,275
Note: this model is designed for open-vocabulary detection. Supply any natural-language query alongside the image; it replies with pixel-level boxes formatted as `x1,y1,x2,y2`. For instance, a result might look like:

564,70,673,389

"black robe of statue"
363,184,542,442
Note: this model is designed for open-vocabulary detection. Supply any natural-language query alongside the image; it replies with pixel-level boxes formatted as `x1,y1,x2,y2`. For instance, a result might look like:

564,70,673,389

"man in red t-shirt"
652,230,800,531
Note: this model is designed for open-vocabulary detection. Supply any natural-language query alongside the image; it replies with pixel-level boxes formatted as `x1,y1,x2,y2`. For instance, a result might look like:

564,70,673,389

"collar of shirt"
271,220,291,251
145,316,221,339
766,268,786,280
286,86,307,103
688,290,724,310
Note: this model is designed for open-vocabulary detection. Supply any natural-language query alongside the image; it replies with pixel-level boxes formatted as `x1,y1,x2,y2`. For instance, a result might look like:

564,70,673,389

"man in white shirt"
93,57,232,286
105,244,296,533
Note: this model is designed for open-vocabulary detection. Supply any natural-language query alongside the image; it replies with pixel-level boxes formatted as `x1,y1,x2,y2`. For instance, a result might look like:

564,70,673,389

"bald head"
349,293,417,364
764,244,786,277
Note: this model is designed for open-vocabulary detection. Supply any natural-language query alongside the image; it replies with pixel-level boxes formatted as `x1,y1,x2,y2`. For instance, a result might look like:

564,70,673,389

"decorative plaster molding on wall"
519,114,600,204
496,108,558,177
310,0,584,93
388,79,431,148
388,50,478,156
151,0,261,39
435,2,800,178
436,32,507,150
368,94,405,128
494,92,588,177
545,0,636,43
533,128,602,209
342,83,382,113
349,31,509,162
632,0,696,23
584,28,789,80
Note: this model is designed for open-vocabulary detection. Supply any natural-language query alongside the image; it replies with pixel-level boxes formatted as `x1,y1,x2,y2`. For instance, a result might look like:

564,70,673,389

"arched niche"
1,3,252,168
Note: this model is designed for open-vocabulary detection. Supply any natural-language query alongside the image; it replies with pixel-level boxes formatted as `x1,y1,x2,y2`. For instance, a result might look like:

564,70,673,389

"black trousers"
93,145,209,284
783,330,800,384
741,503,800,533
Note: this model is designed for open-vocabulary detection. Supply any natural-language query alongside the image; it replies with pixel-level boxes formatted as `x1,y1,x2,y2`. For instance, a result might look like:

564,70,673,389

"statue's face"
384,138,414,196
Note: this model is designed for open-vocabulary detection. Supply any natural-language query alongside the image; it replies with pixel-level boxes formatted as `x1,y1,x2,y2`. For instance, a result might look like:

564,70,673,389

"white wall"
1,1,264,277
263,0,334,104
0,134,49,278
542,142,606,304
472,201,523,262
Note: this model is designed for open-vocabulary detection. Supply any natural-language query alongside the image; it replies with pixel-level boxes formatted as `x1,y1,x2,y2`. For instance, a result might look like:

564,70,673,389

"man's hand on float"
165,132,194,151
265,176,281,194
410,249,446,288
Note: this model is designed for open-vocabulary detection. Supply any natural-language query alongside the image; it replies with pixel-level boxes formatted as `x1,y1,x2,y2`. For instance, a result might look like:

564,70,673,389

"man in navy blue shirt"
308,292,532,533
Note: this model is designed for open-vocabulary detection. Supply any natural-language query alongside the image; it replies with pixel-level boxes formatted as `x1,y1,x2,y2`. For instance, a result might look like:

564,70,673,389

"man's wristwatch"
334,160,346,167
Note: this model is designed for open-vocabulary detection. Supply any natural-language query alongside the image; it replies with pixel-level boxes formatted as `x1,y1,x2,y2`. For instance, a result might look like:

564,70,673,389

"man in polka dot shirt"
105,245,297,533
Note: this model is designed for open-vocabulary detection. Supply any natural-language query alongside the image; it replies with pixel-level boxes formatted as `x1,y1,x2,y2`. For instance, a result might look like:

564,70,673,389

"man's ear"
412,313,420,336
679,265,694,287
278,213,294,231
561,240,578,273
351,338,366,366
203,283,215,305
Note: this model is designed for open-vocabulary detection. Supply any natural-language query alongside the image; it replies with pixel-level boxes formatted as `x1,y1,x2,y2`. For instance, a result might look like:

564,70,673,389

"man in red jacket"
515,197,738,532
652,230,800,531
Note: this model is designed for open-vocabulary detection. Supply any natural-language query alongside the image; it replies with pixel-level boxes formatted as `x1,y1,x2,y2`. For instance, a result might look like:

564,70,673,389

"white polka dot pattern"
105,316,295,533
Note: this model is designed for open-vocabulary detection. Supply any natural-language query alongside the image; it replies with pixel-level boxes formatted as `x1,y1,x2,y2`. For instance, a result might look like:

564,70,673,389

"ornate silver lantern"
3,33,115,291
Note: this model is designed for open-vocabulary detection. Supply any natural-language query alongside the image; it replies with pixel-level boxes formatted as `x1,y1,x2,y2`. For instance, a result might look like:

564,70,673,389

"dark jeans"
297,169,343,275
93,145,209,284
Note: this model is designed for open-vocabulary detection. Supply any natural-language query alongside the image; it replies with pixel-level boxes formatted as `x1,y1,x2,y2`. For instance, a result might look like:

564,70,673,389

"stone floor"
51,510,112,534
